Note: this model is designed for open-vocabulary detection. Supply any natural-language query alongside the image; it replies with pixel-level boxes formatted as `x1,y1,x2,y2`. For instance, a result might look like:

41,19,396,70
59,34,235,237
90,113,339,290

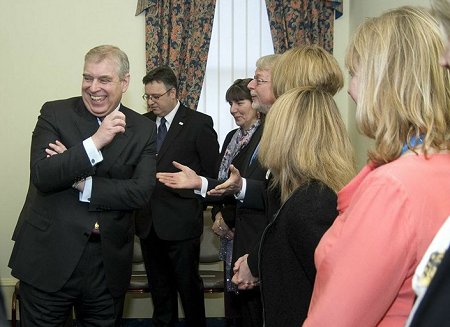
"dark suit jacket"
207,125,268,267
135,104,219,241
243,174,281,276
409,247,450,326
208,149,281,275
9,97,157,297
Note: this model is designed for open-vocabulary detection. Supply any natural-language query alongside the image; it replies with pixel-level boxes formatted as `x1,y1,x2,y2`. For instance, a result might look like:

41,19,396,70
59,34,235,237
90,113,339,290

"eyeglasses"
142,88,173,101
252,77,271,85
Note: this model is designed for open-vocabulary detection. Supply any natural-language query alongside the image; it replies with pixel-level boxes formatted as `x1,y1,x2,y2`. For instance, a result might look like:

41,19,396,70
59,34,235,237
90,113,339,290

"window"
197,0,274,146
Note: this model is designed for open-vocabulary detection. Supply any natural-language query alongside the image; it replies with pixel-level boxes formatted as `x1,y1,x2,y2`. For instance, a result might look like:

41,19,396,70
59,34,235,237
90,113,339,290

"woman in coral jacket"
303,6,450,327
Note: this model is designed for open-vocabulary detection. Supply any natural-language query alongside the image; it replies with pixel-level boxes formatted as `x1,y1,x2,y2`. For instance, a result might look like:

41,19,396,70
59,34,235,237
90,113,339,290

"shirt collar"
157,100,180,128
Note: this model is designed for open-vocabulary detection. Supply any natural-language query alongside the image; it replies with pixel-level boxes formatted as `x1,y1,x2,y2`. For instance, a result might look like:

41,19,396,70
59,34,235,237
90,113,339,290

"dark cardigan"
259,180,338,327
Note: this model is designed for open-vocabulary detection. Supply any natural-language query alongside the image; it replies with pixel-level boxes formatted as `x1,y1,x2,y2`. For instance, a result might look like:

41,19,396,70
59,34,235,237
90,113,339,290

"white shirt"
77,103,121,202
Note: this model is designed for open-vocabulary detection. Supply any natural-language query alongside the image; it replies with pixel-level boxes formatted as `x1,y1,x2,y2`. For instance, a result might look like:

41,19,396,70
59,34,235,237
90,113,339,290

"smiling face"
81,58,129,117
247,68,276,114
229,99,258,130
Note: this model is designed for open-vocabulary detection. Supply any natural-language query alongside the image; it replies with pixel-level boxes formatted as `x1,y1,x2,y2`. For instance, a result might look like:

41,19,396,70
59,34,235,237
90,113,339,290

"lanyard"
401,135,424,154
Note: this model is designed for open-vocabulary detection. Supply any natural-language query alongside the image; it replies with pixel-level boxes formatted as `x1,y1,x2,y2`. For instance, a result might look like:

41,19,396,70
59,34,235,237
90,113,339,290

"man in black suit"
8,45,157,326
135,66,219,327
156,55,280,327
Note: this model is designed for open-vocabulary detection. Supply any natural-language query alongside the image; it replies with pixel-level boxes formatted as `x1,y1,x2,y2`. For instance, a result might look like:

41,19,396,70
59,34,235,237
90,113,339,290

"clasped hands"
156,161,243,196
232,254,260,290
212,214,234,240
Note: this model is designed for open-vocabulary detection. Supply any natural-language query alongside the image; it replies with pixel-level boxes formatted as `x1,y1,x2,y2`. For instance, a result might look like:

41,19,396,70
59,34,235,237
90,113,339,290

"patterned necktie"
157,117,167,152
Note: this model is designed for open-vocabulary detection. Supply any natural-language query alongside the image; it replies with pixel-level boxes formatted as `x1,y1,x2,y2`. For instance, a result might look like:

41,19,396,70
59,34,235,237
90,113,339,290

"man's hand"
156,161,202,190
232,254,259,290
91,111,126,149
45,140,85,191
207,165,243,196
45,140,67,157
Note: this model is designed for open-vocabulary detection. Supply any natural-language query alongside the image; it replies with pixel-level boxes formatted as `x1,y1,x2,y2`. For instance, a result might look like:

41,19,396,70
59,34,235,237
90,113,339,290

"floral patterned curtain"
136,0,216,109
265,0,343,54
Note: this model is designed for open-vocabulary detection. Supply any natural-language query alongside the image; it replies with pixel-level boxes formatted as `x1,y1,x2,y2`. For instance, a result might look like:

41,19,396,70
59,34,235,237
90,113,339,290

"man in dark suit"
8,45,157,326
134,66,219,327
156,55,280,327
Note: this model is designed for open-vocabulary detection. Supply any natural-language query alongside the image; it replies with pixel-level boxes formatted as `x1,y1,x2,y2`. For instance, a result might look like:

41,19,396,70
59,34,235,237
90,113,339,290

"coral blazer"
304,153,450,327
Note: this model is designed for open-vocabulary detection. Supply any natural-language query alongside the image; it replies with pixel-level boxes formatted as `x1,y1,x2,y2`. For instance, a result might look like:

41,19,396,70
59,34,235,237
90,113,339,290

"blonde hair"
432,0,450,37
259,86,355,203
272,45,343,98
346,6,450,165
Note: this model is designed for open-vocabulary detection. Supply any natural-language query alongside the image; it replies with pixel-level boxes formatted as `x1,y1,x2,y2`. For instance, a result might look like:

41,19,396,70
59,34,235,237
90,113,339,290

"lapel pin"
179,122,184,125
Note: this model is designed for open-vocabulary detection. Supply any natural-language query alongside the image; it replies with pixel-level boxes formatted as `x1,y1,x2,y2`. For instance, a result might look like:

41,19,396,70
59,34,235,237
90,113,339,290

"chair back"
129,236,149,293
200,218,221,263
199,207,224,293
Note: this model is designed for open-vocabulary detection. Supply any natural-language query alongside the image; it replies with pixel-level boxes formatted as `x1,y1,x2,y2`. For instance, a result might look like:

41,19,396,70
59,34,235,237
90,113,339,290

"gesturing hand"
207,165,243,196
92,111,126,149
156,161,202,190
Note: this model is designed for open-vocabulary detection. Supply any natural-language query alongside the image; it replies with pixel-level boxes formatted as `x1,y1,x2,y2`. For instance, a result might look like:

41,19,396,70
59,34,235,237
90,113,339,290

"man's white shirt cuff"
194,176,208,198
83,137,103,166
235,178,247,201
79,176,92,202
78,137,103,202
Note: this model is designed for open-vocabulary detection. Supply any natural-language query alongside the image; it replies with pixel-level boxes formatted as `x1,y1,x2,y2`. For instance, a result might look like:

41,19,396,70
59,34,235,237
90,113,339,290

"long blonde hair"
346,6,450,165
259,87,355,203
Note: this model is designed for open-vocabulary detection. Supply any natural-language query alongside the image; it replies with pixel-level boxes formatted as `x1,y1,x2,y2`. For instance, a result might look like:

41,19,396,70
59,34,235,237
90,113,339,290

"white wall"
0,0,432,320
0,0,147,318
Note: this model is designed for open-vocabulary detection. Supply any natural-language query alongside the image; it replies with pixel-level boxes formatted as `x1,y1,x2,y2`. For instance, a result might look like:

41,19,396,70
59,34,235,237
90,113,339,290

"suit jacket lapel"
74,99,101,140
